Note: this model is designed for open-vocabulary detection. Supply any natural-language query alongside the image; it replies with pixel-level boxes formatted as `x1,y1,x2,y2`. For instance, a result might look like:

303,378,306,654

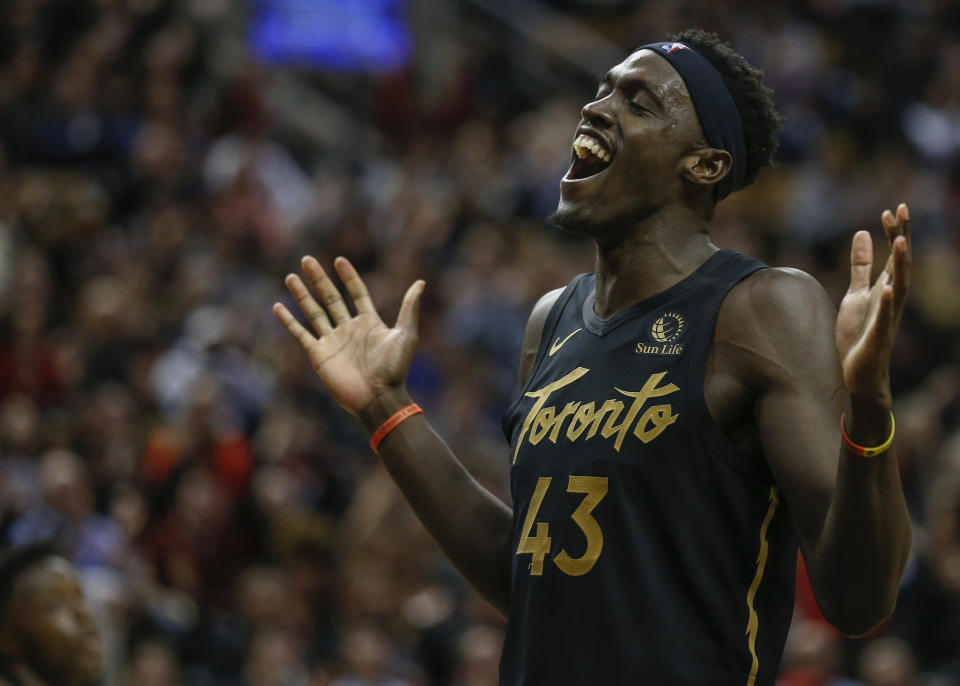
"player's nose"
581,97,615,129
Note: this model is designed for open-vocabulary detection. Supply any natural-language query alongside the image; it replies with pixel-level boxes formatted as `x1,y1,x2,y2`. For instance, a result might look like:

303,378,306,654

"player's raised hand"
273,256,425,415
836,203,911,402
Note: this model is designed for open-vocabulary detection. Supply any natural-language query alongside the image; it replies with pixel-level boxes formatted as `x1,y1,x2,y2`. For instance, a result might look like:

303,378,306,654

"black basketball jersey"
500,249,798,686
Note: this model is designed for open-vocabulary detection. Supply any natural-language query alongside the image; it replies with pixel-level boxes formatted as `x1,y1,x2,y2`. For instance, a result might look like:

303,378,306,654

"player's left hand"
835,203,911,405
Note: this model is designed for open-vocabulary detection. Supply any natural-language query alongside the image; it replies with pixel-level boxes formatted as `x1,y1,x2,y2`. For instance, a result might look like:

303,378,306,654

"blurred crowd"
0,0,958,685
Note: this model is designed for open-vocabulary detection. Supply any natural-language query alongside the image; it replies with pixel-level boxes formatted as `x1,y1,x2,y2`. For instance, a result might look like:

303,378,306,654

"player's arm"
518,288,563,385
722,205,912,636
272,257,513,615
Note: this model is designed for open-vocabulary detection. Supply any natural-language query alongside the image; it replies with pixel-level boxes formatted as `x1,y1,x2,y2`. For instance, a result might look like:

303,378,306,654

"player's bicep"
741,270,846,555
518,288,563,386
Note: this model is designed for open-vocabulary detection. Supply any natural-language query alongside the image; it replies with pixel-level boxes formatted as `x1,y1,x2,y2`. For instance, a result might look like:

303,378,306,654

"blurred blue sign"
249,0,411,72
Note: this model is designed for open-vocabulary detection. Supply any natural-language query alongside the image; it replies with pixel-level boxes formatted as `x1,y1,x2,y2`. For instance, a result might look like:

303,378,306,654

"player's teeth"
572,134,610,163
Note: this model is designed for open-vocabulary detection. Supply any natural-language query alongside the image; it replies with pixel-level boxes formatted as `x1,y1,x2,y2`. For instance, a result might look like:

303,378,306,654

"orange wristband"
840,411,895,458
370,403,423,453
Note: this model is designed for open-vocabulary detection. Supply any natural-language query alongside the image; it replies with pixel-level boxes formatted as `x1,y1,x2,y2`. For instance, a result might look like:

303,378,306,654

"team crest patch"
661,43,690,54
636,311,686,356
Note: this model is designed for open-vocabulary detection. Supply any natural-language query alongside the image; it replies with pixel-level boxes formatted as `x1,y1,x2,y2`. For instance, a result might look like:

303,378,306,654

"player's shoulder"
717,266,839,381
723,266,835,328
528,287,565,329
518,287,565,386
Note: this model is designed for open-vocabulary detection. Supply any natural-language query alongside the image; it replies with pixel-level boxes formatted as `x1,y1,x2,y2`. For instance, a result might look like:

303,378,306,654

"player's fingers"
892,235,909,314
395,280,426,334
879,250,894,280
284,273,332,335
874,285,895,338
881,209,898,246
896,203,911,248
301,256,351,324
272,302,318,352
334,257,376,316
848,230,872,292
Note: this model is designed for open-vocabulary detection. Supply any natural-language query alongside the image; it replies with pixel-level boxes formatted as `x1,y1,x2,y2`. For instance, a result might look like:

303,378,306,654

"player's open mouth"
564,133,614,181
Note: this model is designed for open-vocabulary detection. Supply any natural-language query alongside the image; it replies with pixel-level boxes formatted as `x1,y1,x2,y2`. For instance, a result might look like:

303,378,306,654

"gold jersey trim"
745,486,779,686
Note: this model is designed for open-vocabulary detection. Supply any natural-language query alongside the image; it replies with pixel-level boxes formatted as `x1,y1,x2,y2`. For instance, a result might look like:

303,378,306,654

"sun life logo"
650,312,685,343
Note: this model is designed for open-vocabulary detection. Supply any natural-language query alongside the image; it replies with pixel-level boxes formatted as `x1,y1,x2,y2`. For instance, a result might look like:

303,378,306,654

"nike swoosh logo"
549,328,582,356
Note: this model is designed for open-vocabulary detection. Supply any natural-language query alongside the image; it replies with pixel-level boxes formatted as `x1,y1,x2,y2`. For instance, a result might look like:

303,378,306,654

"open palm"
273,256,425,415
836,204,911,401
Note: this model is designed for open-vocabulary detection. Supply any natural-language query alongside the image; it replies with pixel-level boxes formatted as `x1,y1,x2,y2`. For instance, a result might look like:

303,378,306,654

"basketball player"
273,30,912,685
0,542,102,686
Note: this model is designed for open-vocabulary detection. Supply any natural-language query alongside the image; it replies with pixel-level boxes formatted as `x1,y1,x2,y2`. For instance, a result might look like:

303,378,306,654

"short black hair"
0,541,63,624
671,28,782,189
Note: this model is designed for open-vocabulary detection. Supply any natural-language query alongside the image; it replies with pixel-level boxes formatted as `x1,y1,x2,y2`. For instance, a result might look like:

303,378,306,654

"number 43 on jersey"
516,475,608,576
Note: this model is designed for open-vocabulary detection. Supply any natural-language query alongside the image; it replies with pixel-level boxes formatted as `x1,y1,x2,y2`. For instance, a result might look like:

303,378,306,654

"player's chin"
554,180,621,231
549,201,596,237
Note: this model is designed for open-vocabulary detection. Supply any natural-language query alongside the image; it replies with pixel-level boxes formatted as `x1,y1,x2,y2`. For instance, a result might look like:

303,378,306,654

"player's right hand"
273,256,425,416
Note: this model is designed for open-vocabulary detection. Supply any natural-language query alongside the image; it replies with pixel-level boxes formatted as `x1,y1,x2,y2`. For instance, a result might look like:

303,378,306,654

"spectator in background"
857,638,919,686
0,541,102,686
9,449,128,571
449,625,502,686
331,624,415,686
127,639,183,686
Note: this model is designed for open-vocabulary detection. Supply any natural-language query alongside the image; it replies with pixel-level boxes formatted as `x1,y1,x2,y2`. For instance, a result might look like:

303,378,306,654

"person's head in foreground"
554,28,782,239
0,542,101,686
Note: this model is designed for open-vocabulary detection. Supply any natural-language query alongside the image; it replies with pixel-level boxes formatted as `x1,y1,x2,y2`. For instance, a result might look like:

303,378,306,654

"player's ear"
681,148,732,188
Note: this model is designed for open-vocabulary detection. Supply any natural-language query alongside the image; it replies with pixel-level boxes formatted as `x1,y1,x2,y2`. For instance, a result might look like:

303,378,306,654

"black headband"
637,41,746,201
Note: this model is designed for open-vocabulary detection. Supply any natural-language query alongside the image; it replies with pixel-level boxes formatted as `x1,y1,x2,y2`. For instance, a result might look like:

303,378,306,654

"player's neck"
592,208,715,319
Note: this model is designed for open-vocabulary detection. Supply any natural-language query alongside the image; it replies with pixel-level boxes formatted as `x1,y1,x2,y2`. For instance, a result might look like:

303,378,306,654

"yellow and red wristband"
840,411,895,458
370,403,423,453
